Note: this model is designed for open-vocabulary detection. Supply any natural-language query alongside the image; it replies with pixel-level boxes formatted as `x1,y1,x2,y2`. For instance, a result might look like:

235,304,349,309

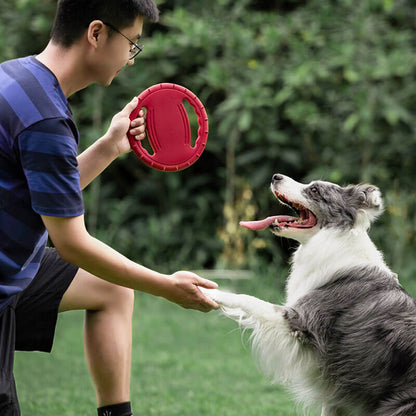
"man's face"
96,15,144,87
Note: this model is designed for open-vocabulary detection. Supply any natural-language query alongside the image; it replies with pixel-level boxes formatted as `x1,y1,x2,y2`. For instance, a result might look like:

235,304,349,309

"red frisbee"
128,83,209,172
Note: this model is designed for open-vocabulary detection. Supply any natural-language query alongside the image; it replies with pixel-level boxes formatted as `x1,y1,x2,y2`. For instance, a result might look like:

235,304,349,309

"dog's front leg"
200,288,282,322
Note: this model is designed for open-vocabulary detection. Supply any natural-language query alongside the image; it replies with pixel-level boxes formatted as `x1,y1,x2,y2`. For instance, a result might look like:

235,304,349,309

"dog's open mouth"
240,192,317,231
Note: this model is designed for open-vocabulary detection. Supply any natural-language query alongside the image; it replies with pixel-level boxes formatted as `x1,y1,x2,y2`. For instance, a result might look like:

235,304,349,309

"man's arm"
41,214,219,311
77,97,145,190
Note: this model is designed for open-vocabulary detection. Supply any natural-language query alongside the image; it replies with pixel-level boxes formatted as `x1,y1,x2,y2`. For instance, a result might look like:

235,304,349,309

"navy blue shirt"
0,56,84,310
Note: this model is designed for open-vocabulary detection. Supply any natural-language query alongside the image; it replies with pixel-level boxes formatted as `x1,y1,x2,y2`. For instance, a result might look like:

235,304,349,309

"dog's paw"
199,288,235,307
199,287,221,302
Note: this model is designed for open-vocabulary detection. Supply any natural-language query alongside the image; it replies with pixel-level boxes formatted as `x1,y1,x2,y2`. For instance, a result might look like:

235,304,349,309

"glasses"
103,22,144,60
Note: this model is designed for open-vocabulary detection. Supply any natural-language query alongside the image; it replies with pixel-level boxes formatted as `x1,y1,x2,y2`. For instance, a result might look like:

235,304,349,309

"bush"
1,0,415,279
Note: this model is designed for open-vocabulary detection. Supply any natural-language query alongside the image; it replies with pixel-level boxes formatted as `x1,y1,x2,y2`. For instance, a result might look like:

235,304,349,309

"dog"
202,174,416,416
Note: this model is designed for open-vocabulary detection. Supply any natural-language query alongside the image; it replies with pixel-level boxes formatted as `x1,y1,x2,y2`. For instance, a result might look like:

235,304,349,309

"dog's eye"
310,186,318,193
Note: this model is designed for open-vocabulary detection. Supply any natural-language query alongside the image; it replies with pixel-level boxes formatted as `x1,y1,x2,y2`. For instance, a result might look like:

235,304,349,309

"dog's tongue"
240,216,292,231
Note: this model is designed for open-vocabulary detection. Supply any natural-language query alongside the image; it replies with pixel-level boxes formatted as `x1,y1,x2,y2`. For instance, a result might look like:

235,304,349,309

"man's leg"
58,269,134,409
0,305,21,416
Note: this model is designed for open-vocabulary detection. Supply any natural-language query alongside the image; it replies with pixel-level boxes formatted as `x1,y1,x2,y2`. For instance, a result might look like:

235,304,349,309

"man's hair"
50,0,159,47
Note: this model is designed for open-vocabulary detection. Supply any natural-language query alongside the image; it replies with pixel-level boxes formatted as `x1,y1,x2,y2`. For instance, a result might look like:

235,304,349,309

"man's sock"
97,401,133,416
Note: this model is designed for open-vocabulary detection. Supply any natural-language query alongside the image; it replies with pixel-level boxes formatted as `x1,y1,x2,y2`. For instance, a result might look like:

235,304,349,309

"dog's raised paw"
199,288,236,307
199,288,222,302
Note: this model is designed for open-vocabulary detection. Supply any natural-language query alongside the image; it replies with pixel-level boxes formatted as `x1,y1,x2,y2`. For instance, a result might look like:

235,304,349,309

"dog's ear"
345,184,384,228
357,185,383,212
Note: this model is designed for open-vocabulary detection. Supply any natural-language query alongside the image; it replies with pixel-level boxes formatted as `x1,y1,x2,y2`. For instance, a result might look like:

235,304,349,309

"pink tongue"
240,216,294,231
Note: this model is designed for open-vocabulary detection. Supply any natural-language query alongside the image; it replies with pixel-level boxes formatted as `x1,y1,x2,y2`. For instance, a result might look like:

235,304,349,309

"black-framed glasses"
103,22,144,60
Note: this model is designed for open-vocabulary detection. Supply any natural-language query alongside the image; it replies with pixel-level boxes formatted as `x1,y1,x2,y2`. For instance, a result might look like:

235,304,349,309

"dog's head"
240,174,383,243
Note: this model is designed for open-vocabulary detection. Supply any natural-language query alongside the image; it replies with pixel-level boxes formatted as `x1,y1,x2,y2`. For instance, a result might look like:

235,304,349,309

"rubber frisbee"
128,83,209,172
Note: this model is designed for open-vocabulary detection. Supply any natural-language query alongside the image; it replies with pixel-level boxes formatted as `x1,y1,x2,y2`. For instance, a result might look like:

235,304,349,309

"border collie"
202,174,416,416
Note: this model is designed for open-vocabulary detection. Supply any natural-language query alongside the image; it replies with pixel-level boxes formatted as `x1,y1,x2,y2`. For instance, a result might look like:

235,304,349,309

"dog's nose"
272,174,284,183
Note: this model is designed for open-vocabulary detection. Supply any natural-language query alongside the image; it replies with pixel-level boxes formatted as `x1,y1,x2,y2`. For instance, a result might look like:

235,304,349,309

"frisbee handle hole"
182,99,197,147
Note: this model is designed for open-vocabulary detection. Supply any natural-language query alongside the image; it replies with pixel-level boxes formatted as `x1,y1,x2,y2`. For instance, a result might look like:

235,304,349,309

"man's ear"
86,20,106,48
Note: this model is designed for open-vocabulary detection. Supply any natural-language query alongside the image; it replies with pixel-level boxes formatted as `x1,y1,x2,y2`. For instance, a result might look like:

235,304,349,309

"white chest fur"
285,228,389,306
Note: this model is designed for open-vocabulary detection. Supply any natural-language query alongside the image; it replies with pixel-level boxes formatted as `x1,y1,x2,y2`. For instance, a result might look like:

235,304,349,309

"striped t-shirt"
0,55,84,311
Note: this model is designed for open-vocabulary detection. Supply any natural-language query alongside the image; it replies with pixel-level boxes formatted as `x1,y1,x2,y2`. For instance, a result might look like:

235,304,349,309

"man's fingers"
195,297,220,312
130,118,145,129
123,96,138,115
204,298,221,310
169,271,220,311
129,129,146,141
134,133,146,141
129,107,146,140
195,276,218,289
196,282,220,311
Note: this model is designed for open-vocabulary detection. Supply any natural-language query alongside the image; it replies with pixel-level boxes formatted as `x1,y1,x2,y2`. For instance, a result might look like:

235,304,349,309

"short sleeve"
17,118,84,217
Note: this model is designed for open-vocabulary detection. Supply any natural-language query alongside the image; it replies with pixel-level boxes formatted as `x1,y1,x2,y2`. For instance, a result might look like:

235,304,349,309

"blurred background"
1,0,415,286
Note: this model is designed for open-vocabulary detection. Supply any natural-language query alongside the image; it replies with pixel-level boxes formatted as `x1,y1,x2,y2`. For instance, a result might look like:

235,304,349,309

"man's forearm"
70,234,173,296
77,97,145,190
43,214,174,297
41,214,219,311
77,136,118,190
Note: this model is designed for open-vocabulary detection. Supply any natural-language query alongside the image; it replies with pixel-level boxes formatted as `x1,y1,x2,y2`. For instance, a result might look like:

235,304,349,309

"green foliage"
0,0,55,59
1,0,415,278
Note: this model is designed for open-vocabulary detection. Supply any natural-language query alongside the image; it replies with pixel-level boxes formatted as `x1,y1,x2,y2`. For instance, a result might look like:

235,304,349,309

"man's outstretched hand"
163,271,220,312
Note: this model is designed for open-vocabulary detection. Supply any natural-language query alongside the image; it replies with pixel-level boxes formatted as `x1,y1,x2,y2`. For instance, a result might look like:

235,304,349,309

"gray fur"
301,182,383,230
212,176,416,416
283,265,416,414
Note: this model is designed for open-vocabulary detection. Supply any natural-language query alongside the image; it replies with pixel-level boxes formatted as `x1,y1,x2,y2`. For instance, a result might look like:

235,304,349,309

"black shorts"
0,247,78,416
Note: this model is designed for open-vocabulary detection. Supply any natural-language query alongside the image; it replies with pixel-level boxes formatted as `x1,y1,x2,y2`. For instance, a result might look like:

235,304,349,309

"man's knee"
59,269,135,314
105,285,134,315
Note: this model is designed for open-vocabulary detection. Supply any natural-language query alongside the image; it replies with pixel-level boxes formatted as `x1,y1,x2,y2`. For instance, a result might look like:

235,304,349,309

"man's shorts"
0,247,78,416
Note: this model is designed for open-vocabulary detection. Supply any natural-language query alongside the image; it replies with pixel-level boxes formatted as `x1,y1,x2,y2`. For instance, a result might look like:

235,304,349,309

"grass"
14,280,296,416
16,272,416,416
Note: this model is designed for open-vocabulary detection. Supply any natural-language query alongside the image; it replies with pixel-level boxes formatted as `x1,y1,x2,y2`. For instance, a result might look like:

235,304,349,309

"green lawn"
14,289,297,416
14,273,416,416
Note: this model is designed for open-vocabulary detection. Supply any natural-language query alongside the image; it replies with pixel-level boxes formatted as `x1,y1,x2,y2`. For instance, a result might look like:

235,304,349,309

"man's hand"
163,271,220,312
103,96,146,157
78,97,147,189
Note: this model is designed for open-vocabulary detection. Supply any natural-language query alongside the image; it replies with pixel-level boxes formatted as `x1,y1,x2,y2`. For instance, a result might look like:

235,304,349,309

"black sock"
97,401,132,416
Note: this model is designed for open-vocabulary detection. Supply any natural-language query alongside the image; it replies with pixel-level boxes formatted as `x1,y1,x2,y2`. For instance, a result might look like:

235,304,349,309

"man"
0,1,219,415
